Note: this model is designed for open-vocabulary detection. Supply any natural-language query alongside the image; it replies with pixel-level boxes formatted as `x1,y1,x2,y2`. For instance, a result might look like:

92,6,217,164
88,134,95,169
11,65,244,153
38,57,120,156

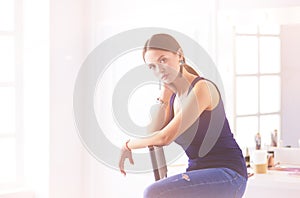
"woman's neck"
169,69,197,97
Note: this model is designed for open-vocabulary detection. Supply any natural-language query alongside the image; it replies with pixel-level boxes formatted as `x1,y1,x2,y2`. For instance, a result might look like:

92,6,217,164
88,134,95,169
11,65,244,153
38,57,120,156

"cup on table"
252,150,268,174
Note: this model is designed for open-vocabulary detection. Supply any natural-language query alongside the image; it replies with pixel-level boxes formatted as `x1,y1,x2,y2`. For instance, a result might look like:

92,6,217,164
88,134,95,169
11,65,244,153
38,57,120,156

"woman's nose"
157,64,165,73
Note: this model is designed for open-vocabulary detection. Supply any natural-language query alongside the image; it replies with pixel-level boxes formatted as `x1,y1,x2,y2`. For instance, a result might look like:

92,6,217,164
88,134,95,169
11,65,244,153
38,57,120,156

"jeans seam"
234,176,246,198
156,170,242,198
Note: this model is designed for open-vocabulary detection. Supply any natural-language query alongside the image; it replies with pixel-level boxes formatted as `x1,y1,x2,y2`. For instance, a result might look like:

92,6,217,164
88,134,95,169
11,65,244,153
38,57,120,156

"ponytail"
183,64,199,76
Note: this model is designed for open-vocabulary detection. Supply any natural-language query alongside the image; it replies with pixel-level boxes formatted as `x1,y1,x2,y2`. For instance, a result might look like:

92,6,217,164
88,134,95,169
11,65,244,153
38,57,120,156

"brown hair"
143,33,199,76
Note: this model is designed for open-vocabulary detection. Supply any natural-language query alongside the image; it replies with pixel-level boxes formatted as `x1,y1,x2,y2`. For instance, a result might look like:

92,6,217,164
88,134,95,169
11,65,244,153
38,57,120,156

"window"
233,25,281,149
0,0,23,186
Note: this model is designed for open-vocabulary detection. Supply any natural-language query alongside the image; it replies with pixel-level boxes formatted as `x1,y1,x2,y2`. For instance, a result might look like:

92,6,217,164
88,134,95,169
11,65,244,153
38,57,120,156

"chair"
147,102,169,181
148,146,167,181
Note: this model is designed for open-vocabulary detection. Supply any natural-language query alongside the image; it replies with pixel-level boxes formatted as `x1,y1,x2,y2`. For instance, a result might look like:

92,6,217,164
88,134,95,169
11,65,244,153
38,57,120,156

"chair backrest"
149,146,167,181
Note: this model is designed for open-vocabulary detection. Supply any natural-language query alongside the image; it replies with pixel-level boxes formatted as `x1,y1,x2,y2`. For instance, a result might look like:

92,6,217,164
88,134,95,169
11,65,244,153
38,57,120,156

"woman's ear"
177,48,184,62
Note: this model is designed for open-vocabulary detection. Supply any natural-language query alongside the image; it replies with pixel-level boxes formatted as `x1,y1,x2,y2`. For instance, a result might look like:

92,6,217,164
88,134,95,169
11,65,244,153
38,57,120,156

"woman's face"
144,49,180,84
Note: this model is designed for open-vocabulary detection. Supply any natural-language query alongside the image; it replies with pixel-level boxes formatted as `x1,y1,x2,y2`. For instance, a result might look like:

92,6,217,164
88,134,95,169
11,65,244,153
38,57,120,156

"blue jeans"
144,168,247,198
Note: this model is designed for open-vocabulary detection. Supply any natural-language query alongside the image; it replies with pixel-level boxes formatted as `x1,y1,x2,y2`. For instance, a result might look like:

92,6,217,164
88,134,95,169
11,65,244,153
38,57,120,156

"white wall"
281,24,300,147
23,0,49,197
49,0,90,197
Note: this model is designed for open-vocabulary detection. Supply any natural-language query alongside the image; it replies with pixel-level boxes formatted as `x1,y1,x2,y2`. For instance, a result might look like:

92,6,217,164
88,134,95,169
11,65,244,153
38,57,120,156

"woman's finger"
129,155,134,165
119,156,125,174
120,169,126,176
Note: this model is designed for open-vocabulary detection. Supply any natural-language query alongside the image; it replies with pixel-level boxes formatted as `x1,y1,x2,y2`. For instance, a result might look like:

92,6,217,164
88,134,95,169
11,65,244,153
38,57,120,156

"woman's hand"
119,141,134,176
161,83,175,99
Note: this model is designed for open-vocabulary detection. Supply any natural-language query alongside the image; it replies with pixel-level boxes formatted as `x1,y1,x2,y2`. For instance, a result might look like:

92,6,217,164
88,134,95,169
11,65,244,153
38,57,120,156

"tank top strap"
169,93,176,119
187,76,205,95
169,76,205,119
188,76,222,99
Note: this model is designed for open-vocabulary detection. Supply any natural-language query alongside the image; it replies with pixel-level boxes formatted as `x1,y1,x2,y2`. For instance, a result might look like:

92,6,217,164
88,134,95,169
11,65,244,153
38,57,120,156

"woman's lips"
161,74,168,80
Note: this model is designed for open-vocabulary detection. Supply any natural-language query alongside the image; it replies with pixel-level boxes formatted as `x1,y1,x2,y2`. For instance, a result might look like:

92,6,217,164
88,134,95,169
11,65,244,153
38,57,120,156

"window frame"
0,0,24,187
233,25,281,148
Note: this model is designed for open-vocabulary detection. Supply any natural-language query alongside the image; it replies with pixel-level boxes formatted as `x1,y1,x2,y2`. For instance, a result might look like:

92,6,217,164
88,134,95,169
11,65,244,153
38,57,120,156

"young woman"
118,33,247,198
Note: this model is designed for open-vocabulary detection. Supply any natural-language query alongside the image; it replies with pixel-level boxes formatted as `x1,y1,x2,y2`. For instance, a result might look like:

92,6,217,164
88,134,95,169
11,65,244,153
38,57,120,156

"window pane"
236,116,258,148
0,0,14,31
235,25,257,34
0,35,15,82
260,114,280,147
259,37,280,74
0,137,16,183
259,24,280,35
236,76,258,115
235,36,258,74
260,76,280,113
0,87,16,134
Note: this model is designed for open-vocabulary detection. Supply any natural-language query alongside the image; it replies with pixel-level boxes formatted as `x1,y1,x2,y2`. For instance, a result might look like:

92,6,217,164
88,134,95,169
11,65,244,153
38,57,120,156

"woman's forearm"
147,103,167,132
126,131,166,150
126,85,176,150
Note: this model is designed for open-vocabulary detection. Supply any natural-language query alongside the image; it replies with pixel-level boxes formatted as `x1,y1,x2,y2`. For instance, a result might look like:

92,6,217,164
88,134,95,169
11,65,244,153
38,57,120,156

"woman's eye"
159,58,166,64
148,64,156,69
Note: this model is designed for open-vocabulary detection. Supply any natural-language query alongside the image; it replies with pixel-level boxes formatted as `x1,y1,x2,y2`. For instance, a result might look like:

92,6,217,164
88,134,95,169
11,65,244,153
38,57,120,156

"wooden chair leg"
149,146,167,181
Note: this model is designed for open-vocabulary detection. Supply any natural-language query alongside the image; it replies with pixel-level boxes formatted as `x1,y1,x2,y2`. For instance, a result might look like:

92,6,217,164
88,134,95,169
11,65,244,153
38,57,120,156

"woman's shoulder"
192,78,220,111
